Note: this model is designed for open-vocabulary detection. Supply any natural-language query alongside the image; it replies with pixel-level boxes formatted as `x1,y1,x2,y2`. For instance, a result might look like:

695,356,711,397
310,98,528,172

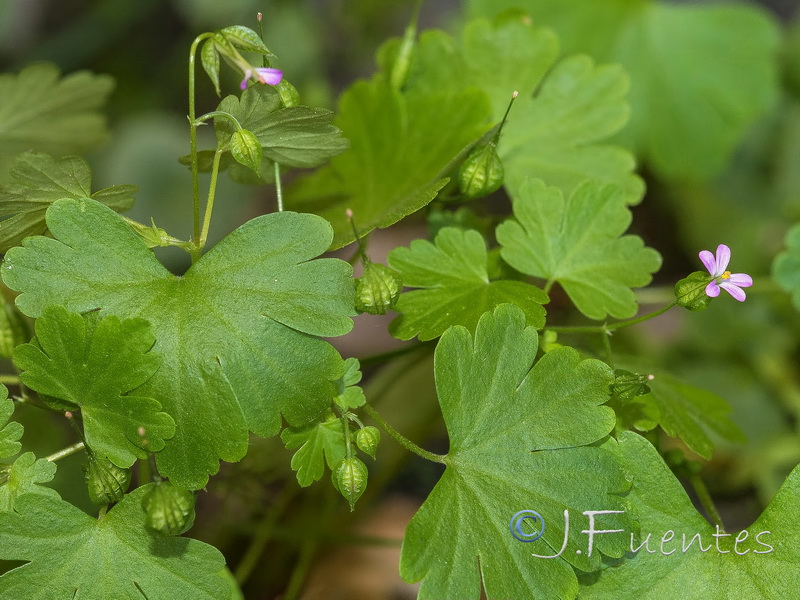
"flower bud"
84,456,131,506
675,271,712,311
332,457,368,511
355,426,380,459
458,143,504,200
355,262,402,315
143,481,196,536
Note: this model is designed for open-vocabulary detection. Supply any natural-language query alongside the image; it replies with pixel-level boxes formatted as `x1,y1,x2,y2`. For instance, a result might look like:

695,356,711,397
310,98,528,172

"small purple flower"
699,244,753,302
240,67,283,90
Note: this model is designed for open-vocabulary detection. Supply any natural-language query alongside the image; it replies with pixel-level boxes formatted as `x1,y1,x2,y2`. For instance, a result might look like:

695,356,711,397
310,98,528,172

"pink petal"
699,250,717,275
239,68,252,90
255,68,283,86
705,280,721,297
719,282,746,302
715,244,731,274
727,273,752,287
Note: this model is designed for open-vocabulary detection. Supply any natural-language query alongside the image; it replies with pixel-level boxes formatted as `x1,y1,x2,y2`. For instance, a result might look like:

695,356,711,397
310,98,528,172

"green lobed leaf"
627,367,746,460
0,386,22,459
579,432,800,598
400,304,631,599
2,198,356,489
0,484,229,598
497,179,661,320
0,63,114,175
772,223,800,310
214,85,349,170
0,452,57,512
333,357,365,411
287,75,492,249
388,227,548,341
0,152,136,253
468,0,780,180
405,17,644,204
14,306,175,468
281,412,347,488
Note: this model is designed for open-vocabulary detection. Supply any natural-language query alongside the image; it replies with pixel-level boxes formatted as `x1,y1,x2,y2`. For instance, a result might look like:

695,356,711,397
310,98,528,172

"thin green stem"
601,330,614,367
0,375,20,385
283,541,318,600
274,161,283,212
45,441,85,463
362,403,445,463
689,473,725,531
198,149,223,250
235,485,298,585
543,279,555,294
193,110,242,130
188,34,212,248
548,301,678,335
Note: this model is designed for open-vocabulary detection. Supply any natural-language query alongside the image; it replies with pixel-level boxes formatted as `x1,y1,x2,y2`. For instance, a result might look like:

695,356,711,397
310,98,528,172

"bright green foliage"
287,76,491,249
2,198,356,489
580,432,800,599
400,305,630,600
468,0,780,180
0,452,58,512
0,386,22,459
14,306,174,468
497,179,661,320
333,358,366,411
0,64,114,174
388,228,548,341
143,481,196,536
638,371,746,460
458,142,504,199
0,484,229,599
0,152,136,252
0,294,27,358
773,223,800,310
215,85,349,171
407,17,643,203
282,412,346,487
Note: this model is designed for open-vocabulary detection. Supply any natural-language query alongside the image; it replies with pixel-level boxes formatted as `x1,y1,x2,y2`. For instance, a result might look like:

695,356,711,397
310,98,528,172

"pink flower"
699,244,753,302
240,67,283,90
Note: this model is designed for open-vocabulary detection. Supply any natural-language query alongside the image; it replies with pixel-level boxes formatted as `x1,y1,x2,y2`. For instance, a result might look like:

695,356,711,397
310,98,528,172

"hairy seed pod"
84,456,131,506
143,481,196,536
332,457,368,511
355,426,380,459
355,262,403,315
458,143,504,200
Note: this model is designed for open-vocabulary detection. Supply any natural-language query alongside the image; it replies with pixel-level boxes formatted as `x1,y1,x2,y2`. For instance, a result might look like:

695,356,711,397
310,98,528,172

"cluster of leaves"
0,3,798,600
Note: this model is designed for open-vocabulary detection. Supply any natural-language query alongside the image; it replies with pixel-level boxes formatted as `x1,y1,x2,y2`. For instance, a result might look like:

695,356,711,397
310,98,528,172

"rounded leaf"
200,39,221,96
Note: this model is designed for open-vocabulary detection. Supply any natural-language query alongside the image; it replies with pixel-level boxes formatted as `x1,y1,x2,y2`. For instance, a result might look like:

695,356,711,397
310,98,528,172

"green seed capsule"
355,262,403,315
230,129,263,173
610,369,653,401
84,456,131,506
355,426,380,459
277,80,300,107
143,481,196,536
675,271,713,311
333,457,368,511
458,143,504,200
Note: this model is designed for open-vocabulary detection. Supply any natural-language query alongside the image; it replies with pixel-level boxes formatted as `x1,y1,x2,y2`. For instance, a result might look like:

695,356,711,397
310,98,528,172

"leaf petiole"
362,402,445,464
